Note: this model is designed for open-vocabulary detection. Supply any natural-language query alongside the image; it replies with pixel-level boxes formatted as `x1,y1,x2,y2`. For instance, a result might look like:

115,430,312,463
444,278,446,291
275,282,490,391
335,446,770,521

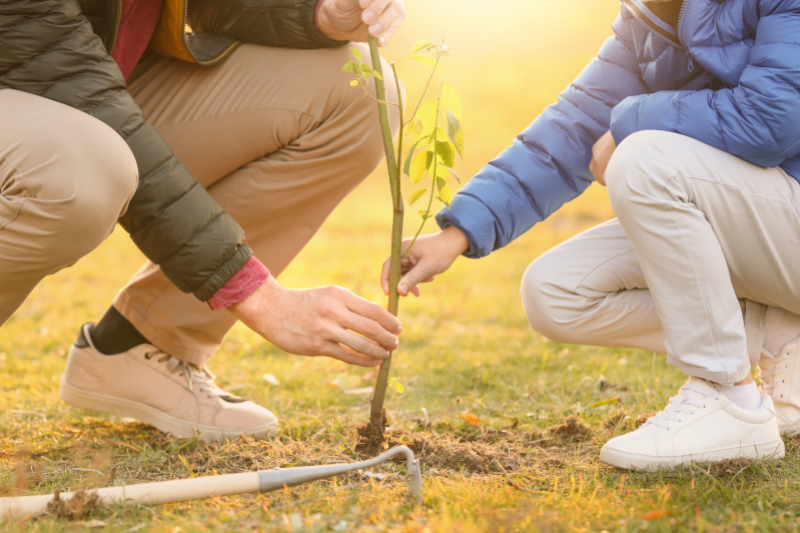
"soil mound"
46,490,101,520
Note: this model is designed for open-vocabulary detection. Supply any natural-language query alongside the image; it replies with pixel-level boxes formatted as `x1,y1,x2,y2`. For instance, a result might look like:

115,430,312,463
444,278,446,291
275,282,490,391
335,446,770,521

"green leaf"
350,47,363,62
442,83,463,120
372,70,382,80
349,80,359,87
418,210,431,219
409,54,444,73
417,98,439,138
437,176,454,207
342,61,358,73
438,183,454,207
408,188,429,205
454,128,465,158
446,165,462,184
411,40,436,54
409,152,429,185
433,163,449,182
436,141,455,168
403,136,430,176
393,381,405,394
446,110,465,158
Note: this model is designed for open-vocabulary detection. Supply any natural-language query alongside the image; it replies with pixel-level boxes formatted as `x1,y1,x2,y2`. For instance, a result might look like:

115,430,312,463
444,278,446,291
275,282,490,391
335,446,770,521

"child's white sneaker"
758,336,800,436
599,377,784,471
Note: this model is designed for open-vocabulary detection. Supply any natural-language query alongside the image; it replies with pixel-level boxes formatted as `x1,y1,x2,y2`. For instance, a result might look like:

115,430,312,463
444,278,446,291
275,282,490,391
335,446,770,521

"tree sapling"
343,36,465,452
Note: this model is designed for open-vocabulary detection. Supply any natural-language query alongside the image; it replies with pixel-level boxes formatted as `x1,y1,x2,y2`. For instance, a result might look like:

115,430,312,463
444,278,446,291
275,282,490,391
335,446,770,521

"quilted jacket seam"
486,159,546,222
0,5,61,36
739,88,782,154
457,189,511,233
193,243,251,301
521,135,582,196
85,89,128,117
155,200,222,267
42,59,111,97
4,23,82,75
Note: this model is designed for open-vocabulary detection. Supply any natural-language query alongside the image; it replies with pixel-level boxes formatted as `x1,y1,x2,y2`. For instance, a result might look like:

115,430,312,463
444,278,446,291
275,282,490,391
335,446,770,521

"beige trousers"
0,89,139,326
114,43,401,364
522,131,800,387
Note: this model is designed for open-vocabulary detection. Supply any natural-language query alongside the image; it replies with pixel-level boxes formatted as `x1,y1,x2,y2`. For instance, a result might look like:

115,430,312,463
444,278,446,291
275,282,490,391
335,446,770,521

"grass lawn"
4,1,800,531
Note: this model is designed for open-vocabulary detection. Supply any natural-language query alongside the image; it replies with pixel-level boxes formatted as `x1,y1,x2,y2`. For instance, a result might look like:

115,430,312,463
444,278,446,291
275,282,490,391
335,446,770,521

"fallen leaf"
461,413,480,426
641,510,671,521
343,387,373,395
328,373,361,391
589,397,621,409
262,374,280,386
75,519,106,529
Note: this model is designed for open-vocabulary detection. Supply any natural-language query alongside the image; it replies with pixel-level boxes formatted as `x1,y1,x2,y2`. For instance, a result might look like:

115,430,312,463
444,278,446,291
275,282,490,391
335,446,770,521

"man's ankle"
90,306,150,355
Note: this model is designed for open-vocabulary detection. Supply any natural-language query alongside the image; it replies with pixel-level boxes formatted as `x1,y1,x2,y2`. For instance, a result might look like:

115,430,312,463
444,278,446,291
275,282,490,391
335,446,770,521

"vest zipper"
677,0,690,49
182,0,189,47
624,2,684,51
108,0,123,55
677,0,696,70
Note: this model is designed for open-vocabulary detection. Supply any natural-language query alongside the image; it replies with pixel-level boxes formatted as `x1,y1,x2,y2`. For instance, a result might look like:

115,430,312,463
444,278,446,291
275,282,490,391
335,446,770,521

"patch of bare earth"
46,490,101,520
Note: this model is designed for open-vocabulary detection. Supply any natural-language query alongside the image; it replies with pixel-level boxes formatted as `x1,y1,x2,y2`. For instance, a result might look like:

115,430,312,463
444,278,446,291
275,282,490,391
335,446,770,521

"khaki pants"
0,89,139,325
521,131,800,387
1,43,400,364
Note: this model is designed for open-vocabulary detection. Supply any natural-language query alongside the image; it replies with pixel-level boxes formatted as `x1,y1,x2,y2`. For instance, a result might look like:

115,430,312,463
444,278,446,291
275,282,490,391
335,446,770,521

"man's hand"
381,226,469,298
589,131,617,186
317,0,405,46
229,277,402,368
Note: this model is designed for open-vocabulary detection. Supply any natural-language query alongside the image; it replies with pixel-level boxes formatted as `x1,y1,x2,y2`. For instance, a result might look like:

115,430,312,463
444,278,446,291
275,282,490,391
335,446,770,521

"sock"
90,306,150,355
719,381,762,410
764,306,800,355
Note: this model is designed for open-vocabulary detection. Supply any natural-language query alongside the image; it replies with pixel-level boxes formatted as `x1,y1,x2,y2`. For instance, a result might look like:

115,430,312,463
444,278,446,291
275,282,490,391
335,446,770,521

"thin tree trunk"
366,36,403,431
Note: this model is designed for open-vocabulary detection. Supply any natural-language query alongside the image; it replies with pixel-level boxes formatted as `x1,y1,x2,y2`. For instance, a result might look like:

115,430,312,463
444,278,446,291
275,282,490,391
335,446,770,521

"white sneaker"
599,377,784,471
60,324,278,442
758,336,800,436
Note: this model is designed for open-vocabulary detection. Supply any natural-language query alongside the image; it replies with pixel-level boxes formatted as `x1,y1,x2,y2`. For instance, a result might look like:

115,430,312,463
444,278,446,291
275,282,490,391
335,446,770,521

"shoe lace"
642,381,718,431
758,352,789,400
144,349,230,398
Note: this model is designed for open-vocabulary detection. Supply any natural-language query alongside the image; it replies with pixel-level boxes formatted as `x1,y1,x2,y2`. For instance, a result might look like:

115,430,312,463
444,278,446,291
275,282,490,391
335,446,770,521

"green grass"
5,1,800,531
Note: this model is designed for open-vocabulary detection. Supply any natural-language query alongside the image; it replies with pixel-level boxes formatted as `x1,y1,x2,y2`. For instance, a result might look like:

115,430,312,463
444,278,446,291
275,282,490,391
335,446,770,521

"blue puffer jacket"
437,0,800,259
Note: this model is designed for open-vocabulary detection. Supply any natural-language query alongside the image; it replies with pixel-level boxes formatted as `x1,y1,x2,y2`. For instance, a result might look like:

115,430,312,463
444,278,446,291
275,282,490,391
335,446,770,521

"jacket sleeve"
188,0,347,49
610,3,800,169
0,0,251,302
436,13,649,258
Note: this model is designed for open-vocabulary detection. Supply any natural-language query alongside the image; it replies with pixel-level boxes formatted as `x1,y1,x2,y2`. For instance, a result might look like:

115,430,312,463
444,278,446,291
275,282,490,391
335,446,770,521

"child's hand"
381,226,469,297
590,131,617,186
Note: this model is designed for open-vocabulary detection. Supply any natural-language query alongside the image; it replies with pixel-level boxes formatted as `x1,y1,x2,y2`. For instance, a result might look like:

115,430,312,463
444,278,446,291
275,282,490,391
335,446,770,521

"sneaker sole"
60,379,278,443
599,440,786,471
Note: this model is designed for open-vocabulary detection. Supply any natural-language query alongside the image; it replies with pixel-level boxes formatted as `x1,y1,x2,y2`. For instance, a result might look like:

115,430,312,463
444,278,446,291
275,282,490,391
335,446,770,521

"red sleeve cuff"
315,0,331,39
207,256,270,311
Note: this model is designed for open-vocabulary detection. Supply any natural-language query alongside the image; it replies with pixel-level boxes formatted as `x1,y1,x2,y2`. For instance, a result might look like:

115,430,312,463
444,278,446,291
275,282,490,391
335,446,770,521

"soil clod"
547,415,593,443
356,410,388,456
46,490,101,520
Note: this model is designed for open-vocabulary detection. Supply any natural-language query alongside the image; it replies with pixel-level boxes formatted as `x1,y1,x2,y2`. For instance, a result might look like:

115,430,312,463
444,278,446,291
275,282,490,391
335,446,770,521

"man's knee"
36,117,138,260
64,131,137,226
520,255,575,344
